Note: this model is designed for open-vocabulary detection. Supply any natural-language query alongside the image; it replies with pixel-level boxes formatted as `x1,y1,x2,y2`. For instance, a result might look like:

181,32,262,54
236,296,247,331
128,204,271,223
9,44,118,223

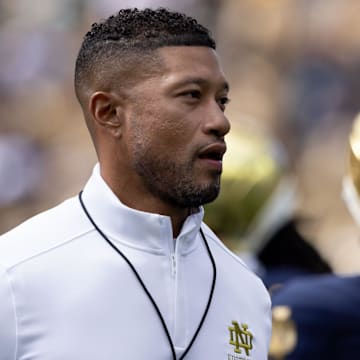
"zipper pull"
171,254,176,277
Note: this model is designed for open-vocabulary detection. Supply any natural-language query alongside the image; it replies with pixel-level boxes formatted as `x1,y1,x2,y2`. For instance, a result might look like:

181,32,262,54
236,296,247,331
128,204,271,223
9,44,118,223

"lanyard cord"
78,191,216,360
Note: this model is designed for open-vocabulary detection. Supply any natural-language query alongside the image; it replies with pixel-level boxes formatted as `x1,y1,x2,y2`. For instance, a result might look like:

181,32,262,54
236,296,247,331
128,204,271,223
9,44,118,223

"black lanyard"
78,191,216,360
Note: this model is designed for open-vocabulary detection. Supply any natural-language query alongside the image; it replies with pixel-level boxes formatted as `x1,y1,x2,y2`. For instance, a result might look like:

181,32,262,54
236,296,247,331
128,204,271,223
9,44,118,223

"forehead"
155,46,228,89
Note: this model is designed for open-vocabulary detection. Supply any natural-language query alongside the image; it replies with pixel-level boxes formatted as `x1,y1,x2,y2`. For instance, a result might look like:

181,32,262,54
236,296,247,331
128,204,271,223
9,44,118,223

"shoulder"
202,223,252,270
201,222,269,293
272,274,360,311
202,222,271,319
0,195,93,269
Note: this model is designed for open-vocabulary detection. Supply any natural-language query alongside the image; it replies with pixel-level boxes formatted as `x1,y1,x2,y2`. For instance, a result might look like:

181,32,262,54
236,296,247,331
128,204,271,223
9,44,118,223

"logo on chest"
227,321,253,360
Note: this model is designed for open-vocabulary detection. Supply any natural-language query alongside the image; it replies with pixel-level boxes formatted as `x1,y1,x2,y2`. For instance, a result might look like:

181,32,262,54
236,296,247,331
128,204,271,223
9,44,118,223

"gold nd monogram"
228,321,253,356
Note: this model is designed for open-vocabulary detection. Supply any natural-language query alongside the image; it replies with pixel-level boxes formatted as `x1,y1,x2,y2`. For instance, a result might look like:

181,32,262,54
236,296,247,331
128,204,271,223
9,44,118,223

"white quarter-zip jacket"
0,165,271,360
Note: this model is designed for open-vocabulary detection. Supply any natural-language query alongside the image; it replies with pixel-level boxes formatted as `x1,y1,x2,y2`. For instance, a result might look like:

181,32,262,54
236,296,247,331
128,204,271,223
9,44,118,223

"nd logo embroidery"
228,321,253,357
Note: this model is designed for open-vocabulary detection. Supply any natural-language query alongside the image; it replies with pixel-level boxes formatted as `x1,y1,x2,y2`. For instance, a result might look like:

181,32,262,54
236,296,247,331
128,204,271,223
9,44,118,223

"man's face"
123,46,230,209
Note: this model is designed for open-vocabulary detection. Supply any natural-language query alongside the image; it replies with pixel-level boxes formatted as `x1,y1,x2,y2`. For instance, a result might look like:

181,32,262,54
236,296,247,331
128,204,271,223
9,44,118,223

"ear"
89,91,124,137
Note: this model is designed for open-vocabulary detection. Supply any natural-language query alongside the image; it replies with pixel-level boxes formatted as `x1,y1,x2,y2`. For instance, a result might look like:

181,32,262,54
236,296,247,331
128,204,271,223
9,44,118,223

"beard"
132,145,221,209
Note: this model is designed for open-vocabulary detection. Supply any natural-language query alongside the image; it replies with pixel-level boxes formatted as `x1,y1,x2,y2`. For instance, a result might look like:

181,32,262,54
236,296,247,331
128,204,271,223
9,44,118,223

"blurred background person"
269,114,360,360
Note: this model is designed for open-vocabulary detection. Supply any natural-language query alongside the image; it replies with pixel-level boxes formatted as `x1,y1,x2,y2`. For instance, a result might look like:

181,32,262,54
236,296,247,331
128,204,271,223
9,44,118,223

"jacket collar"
81,164,204,255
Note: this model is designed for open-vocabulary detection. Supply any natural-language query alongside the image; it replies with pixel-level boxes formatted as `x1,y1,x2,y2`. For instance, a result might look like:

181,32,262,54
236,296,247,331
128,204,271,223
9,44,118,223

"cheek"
158,124,191,154
134,101,198,152
147,112,184,139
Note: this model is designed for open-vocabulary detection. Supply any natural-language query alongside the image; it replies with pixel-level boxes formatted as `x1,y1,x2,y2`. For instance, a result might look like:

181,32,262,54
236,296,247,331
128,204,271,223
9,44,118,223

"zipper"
171,253,176,278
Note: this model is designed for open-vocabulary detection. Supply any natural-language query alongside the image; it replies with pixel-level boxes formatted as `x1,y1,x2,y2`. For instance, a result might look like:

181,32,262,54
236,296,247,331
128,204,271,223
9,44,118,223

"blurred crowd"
1,0,360,276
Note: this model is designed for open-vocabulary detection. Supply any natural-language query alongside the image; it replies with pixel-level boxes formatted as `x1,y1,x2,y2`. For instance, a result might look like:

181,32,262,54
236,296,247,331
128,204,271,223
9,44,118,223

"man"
270,114,360,359
0,8,271,360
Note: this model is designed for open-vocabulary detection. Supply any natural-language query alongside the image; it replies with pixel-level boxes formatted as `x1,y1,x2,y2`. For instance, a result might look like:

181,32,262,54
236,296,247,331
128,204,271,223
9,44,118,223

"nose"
203,103,231,138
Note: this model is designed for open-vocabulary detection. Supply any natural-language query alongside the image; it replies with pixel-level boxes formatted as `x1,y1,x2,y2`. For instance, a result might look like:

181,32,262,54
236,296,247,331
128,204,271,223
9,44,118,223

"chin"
194,182,221,207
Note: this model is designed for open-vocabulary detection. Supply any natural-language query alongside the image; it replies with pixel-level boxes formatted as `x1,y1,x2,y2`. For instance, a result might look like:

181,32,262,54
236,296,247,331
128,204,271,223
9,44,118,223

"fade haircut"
74,8,216,107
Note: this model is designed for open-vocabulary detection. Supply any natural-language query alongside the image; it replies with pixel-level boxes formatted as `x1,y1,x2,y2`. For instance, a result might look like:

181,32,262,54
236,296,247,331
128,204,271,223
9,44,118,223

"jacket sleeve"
0,264,17,360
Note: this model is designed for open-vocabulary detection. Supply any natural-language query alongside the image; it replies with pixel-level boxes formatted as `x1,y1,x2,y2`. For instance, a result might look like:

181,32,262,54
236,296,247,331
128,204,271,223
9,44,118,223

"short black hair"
74,8,216,104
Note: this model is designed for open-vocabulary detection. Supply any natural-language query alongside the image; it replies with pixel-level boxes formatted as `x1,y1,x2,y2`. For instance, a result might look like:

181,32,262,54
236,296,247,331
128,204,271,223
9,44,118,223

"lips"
198,142,227,161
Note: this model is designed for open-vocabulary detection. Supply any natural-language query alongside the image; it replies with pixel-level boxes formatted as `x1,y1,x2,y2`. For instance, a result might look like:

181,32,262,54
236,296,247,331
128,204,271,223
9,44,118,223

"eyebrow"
173,76,230,92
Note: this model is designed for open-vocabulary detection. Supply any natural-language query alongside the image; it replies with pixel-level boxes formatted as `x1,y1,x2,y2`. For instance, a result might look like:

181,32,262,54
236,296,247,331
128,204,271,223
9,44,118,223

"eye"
218,96,230,110
181,90,201,99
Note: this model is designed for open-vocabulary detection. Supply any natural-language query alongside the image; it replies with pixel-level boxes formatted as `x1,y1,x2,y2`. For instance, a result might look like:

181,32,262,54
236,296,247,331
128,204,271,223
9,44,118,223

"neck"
170,209,192,238
99,161,203,237
100,164,192,238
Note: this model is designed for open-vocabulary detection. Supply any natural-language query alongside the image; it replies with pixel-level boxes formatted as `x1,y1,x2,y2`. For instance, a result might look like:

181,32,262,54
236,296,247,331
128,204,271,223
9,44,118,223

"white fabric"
0,164,271,360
